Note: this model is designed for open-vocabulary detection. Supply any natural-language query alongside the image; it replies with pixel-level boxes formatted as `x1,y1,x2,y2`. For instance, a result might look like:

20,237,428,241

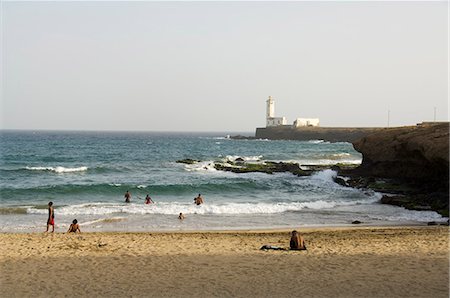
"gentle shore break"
1,226,448,297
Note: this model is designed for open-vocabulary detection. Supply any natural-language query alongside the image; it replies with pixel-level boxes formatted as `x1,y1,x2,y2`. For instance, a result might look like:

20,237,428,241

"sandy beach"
1,226,448,297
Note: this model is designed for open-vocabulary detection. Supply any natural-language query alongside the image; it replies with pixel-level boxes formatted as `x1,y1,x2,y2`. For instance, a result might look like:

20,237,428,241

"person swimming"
178,213,185,220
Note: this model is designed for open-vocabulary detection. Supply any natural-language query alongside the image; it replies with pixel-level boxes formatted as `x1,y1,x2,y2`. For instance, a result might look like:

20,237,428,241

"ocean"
0,131,446,232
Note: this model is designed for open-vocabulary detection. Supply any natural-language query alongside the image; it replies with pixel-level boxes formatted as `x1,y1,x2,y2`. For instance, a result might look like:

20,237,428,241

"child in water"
145,194,154,204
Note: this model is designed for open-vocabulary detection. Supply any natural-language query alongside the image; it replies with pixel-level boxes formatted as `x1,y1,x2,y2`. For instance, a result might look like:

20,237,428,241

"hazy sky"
1,1,448,132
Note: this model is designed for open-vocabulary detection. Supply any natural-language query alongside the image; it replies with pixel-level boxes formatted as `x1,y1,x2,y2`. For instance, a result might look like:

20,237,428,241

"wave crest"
26,198,381,216
25,166,88,173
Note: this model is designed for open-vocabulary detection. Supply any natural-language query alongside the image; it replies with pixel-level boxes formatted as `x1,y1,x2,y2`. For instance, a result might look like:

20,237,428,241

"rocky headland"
255,126,384,142
179,122,449,218
343,122,449,217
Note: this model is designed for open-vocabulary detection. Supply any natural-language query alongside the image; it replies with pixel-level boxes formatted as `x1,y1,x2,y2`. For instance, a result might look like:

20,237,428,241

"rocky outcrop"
350,122,449,216
352,123,449,182
176,159,201,164
214,161,309,176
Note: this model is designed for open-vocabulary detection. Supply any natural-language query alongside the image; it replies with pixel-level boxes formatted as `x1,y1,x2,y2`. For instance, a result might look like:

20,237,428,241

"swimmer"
194,194,204,205
145,194,154,204
178,213,185,220
124,190,131,203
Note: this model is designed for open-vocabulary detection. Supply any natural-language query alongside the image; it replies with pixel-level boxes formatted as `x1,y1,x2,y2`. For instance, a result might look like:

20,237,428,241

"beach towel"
260,245,286,250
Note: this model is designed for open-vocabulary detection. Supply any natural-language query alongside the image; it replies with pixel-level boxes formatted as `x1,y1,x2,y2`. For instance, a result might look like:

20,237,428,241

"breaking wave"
25,166,88,173
25,198,382,216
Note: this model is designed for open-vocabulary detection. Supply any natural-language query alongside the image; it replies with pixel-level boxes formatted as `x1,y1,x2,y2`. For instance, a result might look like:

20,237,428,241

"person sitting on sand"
178,213,185,220
194,194,204,205
124,190,131,203
46,201,55,233
67,219,81,233
145,194,154,204
290,230,306,250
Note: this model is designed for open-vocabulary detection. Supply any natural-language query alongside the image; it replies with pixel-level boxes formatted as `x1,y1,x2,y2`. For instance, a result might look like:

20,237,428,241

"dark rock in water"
351,220,362,224
380,195,409,206
379,194,449,216
427,221,437,226
346,177,375,189
235,157,245,162
230,135,255,140
214,161,310,176
176,159,200,164
333,177,348,187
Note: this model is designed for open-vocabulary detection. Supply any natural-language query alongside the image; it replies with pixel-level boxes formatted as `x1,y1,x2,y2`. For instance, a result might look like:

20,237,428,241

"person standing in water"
145,194,154,204
46,201,55,233
124,190,131,203
178,213,185,220
194,194,204,205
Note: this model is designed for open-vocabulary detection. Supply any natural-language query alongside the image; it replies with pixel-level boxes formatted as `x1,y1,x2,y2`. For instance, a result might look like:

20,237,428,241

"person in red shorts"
46,201,55,233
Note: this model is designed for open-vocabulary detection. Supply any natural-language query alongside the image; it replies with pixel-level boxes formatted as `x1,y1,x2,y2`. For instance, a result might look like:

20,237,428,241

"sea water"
0,131,446,232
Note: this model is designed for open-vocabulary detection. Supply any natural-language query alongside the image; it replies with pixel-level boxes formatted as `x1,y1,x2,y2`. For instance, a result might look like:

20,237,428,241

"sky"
1,1,448,132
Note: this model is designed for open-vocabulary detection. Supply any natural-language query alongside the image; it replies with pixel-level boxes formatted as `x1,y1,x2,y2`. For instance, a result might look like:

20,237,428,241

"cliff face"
350,123,449,217
352,123,449,183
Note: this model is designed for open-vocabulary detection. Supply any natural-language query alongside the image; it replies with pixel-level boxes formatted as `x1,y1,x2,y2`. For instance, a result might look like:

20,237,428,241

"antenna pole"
387,110,390,127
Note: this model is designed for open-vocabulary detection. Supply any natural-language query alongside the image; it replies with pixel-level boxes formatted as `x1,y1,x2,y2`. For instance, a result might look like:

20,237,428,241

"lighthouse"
265,96,319,127
265,96,287,127
266,96,275,118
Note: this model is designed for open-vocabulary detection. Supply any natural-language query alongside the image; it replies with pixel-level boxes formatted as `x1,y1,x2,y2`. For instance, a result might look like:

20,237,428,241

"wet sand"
1,226,448,297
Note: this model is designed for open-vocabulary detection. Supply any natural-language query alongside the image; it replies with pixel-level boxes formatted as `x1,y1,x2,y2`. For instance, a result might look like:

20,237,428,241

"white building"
266,96,287,127
293,118,320,127
265,96,319,127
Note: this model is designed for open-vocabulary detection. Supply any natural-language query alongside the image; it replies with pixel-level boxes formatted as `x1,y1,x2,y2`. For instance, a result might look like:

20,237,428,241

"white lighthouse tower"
266,96,287,127
266,96,275,118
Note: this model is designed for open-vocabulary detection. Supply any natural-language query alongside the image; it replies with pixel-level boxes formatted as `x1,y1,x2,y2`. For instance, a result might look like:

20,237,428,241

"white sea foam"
307,140,330,144
366,207,445,222
109,183,122,187
182,155,263,173
80,217,127,226
298,158,362,166
137,185,147,189
311,169,338,182
26,198,381,216
331,153,351,158
225,155,264,162
184,161,218,172
25,166,88,173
